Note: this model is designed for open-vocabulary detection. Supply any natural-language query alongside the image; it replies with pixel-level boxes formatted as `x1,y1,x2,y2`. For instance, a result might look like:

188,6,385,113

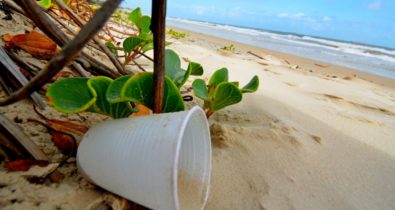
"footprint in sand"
284,82,299,87
310,135,322,144
319,93,395,125
210,111,302,148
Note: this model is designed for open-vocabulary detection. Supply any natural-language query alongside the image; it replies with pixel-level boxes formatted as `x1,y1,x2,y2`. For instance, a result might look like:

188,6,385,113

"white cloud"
277,13,289,17
190,5,214,15
367,0,382,10
323,16,332,22
277,12,305,18
293,12,305,18
220,7,243,18
175,5,267,18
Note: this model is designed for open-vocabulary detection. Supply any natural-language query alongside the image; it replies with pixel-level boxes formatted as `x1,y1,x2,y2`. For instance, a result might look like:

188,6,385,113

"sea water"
167,17,395,79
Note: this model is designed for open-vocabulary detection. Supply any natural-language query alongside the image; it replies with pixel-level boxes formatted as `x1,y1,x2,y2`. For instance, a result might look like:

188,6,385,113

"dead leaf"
2,34,12,42
48,119,89,135
33,106,89,135
5,159,33,171
51,131,77,155
4,159,49,172
4,30,57,59
28,118,79,155
130,104,152,117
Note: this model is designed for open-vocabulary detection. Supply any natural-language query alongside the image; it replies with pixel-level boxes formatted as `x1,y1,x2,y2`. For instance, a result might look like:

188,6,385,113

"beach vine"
43,4,260,119
0,0,260,118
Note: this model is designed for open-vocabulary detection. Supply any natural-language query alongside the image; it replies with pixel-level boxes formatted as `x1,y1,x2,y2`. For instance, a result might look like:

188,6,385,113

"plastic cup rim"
172,106,211,210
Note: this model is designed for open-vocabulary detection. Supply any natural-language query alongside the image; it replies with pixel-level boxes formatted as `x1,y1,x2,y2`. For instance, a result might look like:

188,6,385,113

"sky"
122,0,395,49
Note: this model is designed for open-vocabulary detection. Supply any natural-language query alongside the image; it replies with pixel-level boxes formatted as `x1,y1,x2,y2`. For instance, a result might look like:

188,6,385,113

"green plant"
47,49,259,119
106,7,158,69
220,44,236,52
167,29,188,39
192,68,259,118
165,49,203,88
46,49,203,118
46,73,184,119
128,7,151,34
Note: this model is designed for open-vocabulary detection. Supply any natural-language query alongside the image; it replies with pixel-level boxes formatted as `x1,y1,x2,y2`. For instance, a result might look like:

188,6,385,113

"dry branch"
0,0,123,106
0,114,47,160
5,49,40,74
14,0,120,78
53,0,126,75
0,113,64,182
0,47,46,109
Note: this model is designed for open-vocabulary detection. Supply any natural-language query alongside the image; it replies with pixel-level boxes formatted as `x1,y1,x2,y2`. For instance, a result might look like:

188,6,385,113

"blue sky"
122,0,395,48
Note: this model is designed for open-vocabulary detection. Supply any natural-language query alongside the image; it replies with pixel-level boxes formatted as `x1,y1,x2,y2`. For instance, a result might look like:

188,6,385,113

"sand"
1,11,395,210
168,28,395,210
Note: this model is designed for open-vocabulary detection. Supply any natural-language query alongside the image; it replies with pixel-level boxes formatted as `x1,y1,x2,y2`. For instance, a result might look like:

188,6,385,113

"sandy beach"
169,27,395,210
1,10,395,210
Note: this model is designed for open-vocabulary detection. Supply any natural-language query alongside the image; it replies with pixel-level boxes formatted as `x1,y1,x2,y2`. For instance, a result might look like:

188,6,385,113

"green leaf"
128,7,142,24
46,78,95,113
192,79,209,101
127,8,151,33
174,68,191,88
142,41,171,52
165,49,194,88
120,72,184,112
162,78,185,112
165,49,182,80
209,68,229,86
142,42,154,52
138,32,153,41
211,83,242,111
105,42,118,56
87,77,133,119
37,0,53,9
188,62,204,76
137,16,151,34
241,76,259,93
230,82,239,87
121,73,154,106
106,75,132,103
123,37,144,53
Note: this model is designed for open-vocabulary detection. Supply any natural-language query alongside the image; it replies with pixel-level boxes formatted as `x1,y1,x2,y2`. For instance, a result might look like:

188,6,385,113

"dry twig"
13,0,120,78
52,0,126,75
0,0,123,106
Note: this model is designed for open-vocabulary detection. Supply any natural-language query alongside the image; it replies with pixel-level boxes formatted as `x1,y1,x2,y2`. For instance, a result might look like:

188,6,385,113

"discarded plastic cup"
77,106,212,210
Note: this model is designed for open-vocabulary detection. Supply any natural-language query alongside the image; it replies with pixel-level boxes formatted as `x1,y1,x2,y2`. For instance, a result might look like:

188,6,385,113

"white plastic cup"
77,106,212,210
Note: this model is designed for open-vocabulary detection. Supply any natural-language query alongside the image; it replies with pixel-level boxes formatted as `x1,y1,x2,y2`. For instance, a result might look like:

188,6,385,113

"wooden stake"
152,0,167,113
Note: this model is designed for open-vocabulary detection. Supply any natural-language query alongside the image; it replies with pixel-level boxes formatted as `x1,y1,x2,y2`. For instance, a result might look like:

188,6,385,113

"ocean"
167,17,395,79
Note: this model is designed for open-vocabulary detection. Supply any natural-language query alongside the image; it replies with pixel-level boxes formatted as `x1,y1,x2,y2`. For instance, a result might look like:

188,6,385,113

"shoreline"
169,26,395,89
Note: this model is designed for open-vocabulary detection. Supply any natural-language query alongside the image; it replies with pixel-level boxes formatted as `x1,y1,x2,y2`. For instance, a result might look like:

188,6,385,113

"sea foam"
167,17,395,79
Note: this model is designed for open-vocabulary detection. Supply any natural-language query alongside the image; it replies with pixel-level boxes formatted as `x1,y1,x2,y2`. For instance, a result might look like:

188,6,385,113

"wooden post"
151,0,167,113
